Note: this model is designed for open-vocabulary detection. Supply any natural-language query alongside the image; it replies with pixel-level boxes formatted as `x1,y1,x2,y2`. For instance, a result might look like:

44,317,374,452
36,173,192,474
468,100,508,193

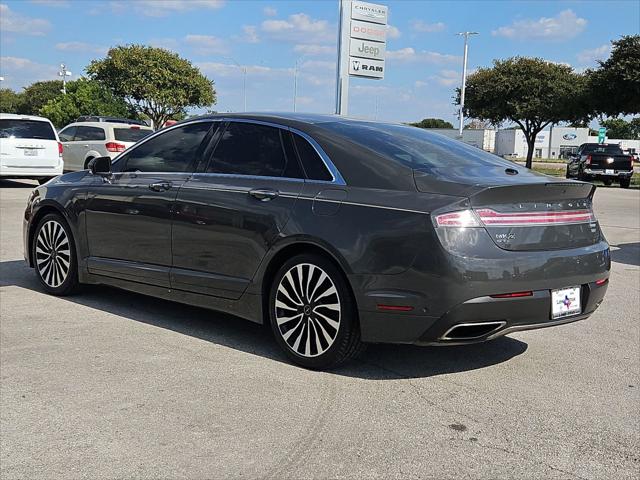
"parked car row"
0,113,153,183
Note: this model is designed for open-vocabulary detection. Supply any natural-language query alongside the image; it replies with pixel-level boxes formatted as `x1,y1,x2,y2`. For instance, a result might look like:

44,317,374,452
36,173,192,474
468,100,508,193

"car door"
569,145,584,175
58,126,78,171
84,121,216,287
74,126,107,169
171,120,305,299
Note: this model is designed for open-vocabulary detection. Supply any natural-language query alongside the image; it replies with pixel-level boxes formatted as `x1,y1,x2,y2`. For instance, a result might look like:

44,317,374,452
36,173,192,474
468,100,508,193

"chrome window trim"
108,117,347,186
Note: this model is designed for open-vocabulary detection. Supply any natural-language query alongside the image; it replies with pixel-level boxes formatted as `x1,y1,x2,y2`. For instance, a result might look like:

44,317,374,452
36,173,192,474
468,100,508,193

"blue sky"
1,0,638,124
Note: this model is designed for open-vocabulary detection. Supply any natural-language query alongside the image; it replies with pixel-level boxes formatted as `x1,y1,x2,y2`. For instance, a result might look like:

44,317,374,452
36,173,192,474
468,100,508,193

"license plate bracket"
551,286,582,319
23,148,38,156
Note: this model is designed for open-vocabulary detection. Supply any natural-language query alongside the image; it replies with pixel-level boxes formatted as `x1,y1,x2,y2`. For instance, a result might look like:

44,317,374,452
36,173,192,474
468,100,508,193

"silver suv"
58,119,153,171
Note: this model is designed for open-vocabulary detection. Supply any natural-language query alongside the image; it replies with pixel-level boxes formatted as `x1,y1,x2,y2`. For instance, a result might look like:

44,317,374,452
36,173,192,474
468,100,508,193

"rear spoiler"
468,182,595,206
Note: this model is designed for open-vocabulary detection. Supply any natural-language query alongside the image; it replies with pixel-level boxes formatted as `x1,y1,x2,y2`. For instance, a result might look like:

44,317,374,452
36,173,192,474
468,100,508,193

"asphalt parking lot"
1,179,638,479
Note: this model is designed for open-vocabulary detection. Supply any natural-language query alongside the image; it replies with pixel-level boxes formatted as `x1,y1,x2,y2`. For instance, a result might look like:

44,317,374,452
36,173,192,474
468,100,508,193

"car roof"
191,112,397,129
0,113,54,123
63,121,154,129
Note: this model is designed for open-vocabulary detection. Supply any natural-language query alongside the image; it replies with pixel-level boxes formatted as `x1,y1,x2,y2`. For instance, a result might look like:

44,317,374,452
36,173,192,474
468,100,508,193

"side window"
292,132,333,181
75,126,106,141
207,122,303,178
58,126,76,142
121,122,213,173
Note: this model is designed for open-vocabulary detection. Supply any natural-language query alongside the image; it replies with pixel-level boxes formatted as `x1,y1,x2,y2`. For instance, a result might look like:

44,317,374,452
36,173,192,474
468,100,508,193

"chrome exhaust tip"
441,321,507,341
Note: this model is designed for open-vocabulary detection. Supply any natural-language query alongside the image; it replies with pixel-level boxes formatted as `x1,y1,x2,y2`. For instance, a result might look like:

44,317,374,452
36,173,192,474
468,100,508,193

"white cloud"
259,13,334,44
293,44,334,56
492,9,587,40
110,0,225,17
241,25,260,44
429,69,460,87
387,25,401,39
0,3,51,36
577,44,611,64
197,62,292,79
386,47,460,64
55,42,108,55
411,20,446,33
263,6,277,17
184,35,228,55
414,80,428,88
0,56,60,90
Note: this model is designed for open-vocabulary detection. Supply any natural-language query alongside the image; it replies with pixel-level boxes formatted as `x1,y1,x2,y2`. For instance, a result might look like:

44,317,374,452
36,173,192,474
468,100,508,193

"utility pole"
225,57,247,112
58,63,72,94
457,32,478,136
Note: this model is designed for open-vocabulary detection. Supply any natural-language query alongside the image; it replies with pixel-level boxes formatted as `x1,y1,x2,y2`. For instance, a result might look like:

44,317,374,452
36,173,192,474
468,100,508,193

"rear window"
114,127,152,143
0,119,56,140
322,122,512,170
583,144,624,155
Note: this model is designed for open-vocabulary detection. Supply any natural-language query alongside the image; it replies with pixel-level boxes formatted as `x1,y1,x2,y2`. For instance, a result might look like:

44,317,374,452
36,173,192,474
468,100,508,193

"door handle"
148,181,172,192
249,189,279,201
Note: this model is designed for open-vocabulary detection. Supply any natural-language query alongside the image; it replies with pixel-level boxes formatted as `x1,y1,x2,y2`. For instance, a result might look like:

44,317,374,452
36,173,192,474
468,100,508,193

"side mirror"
89,156,111,175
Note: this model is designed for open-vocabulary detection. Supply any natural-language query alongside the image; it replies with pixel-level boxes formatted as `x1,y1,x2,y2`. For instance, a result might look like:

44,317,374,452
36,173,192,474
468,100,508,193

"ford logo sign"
563,133,577,140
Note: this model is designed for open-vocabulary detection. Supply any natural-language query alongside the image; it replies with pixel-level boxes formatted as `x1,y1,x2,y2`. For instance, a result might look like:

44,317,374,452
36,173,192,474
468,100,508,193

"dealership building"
432,126,639,159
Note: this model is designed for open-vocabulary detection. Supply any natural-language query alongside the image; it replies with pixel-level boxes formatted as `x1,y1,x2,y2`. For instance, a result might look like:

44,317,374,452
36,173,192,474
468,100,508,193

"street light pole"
225,57,247,112
457,32,478,136
58,63,72,94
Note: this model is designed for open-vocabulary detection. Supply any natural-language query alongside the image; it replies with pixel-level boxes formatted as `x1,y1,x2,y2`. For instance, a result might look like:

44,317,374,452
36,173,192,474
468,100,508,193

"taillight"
585,154,592,165
435,208,596,228
105,142,126,153
58,142,63,157
434,210,481,228
476,208,595,226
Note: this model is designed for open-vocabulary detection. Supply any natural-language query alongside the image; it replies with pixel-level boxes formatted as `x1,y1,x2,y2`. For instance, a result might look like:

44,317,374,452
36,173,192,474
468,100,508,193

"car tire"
32,213,79,296
565,166,571,179
603,179,613,186
577,168,587,181
620,177,631,189
84,157,94,170
268,253,364,369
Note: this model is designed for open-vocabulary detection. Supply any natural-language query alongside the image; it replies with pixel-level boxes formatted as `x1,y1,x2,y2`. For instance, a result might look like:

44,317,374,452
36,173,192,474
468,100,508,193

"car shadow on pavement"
0,179,38,188
0,259,528,380
611,242,640,267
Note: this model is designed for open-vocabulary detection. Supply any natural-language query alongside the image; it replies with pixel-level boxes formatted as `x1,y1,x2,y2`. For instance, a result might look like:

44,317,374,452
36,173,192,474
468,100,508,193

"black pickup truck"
566,143,634,188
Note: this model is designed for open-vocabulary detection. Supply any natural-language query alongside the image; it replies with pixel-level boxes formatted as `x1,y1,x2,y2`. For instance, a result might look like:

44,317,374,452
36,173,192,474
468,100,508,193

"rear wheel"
84,157,94,170
32,213,79,295
603,178,613,186
577,167,588,181
565,166,571,179
620,177,631,189
269,253,364,369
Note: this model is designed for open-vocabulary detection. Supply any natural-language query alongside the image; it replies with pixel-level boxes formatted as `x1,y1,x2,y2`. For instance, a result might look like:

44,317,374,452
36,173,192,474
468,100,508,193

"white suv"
58,120,153,171
0,113,64,184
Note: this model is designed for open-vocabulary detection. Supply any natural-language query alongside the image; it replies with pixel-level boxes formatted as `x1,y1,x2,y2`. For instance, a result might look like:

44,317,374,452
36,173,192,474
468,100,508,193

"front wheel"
565,165,571,179
269,254,364,369
620,177,631,189
32,213,79,295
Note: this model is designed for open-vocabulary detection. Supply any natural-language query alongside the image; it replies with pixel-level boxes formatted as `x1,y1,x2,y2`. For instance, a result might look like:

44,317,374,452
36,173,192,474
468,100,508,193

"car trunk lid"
468,182,600,251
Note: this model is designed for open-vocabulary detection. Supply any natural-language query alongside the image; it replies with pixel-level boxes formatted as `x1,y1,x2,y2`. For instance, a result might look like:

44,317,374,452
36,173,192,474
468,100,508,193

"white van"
0,114,64,184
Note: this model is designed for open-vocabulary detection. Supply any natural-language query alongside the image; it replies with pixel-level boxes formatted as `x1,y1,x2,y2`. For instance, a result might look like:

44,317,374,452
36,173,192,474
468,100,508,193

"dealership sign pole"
335,0,388,115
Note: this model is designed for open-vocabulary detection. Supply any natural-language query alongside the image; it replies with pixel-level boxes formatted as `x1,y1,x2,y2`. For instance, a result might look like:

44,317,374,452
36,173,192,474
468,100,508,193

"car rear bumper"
1,158,63,178
351,239,610,345
584,168,633,177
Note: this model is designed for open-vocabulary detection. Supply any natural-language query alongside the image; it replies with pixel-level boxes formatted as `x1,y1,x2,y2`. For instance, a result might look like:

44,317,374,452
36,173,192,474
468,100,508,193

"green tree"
600,117,640,140
17,80,63,115
87,45,216,127
0,88,23,113
458,57,585,168
410,118,454,129
40,78,135,128
588,35,640,117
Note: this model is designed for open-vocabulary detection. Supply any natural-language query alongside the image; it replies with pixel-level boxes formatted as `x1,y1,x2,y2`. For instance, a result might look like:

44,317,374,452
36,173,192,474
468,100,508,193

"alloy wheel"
35,220,71,288
274,263,341,358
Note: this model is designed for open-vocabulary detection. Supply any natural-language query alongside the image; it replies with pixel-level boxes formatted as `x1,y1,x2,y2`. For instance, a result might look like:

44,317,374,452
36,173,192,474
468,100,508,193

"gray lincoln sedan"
23,113,610,369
